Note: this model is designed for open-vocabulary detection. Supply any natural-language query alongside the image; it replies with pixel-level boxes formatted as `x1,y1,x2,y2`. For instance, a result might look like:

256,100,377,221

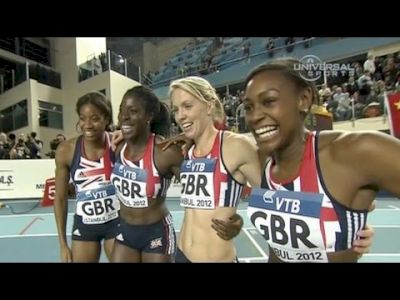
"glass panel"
38,100,63,129
29,63,61,89
13,100,28,129
0,100,28,132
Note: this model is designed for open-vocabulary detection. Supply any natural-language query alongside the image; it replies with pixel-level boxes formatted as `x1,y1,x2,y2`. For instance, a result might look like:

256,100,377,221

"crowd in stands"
147,37,315,88
166,51,400,133
319,53,400,121
0,131,66,160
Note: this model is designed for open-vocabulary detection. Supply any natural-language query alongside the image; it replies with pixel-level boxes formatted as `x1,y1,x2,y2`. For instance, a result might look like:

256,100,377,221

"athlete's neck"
126,131,151,160
272,129,309,172
83,132,106,149
193,125,218,157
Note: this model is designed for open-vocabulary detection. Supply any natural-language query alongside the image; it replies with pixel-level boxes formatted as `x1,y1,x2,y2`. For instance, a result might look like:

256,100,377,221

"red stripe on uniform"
299,133,319,193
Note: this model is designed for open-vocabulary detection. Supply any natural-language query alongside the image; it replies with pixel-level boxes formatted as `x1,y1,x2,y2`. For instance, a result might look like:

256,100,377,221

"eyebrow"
243,88,280,102
174,99,193,106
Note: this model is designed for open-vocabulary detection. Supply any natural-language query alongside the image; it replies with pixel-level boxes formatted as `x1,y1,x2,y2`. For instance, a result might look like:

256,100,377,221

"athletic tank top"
247,131,368,262
111,134,171,208
70,133,119,224
180,130,244,209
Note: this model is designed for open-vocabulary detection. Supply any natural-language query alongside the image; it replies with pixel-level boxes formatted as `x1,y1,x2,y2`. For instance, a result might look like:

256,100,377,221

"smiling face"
244,70,312,154
118,96,151,140
78,104,108,141
170,88,212,140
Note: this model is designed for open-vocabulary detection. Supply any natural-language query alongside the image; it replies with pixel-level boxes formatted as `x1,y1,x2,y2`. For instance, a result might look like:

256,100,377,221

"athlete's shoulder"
55,137,78,163
155,139,183,160
223,131,257,150
319,130,386,150
58,137,78,154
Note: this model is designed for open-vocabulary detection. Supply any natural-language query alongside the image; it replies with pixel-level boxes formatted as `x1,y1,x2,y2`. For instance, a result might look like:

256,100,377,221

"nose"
246,105,264,128
81,118,92,126
119,110,130,122
175,107,186,123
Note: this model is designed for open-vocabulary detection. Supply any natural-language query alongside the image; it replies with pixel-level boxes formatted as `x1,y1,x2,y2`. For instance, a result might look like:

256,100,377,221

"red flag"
41,177,56,207
386,92,400,138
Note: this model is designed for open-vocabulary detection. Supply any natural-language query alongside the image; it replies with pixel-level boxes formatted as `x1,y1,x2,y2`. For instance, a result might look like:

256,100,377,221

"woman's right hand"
60,244,72,262
110,130,123,152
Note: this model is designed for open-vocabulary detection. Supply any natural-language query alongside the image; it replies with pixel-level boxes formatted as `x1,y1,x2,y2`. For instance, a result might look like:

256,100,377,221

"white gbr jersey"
180,131,244,210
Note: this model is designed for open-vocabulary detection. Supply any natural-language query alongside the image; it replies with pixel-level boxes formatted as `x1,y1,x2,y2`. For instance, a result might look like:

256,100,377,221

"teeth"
121,125,133,133
254,126,278,139
182,123,192,129
258,130,277,138
255,126,277,135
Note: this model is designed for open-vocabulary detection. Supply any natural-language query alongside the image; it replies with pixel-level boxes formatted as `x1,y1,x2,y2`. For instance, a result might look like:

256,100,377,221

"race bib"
180,158,216,209
248,188,332,262
76,183,119,224
111,162,148,208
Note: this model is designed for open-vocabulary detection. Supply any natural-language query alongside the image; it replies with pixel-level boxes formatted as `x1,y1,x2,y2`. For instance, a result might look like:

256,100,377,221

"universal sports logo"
294,55,355,82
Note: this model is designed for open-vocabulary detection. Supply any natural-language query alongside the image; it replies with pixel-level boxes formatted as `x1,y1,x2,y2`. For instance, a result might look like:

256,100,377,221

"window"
0,38,16,53
0,99,28,132
39,100,63,129
22,39,50,66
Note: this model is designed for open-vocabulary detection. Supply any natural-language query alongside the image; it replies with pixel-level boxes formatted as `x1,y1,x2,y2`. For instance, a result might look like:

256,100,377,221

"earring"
303,108,309,113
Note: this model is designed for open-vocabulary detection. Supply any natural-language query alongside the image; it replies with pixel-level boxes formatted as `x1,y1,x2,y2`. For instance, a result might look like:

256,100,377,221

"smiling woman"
110,85,182,263
53,91,119,263
243,58,399,262
169,76,260,262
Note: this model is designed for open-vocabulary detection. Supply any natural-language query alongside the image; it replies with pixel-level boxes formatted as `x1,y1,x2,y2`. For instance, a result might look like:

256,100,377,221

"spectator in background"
7,133,16,150
363,54,376,76
26,132,43,159
318,84,332,106
346,76,359,96
266,37,275,58
0,132,8,159
46,134,67,158
243,42,251,63
285,37,295,53
333,87,352,121
373,56,384,81
99,53,107,72
93,56,102,75
357,71,373,96
9,133,30,159
236,100,246,133
383,57,398,87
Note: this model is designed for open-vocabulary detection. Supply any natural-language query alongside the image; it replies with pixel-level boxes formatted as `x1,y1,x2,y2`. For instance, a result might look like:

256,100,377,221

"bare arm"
338,131,400,197
53,140,74,262
159,132,193,156
210,133,260,240
155,141,184,180
225,133,261,188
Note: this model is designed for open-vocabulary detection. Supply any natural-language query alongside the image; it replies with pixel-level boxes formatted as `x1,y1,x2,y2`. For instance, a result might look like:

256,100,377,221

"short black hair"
122,86,171,137
76,91,114,131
